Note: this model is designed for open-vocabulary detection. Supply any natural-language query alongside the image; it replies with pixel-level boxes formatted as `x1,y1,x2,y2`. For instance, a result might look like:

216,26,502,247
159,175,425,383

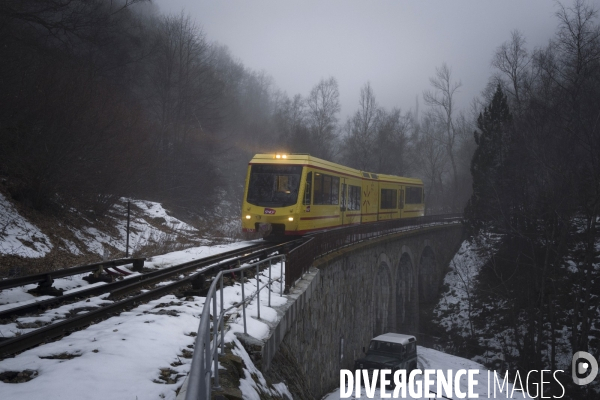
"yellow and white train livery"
241,154,424,237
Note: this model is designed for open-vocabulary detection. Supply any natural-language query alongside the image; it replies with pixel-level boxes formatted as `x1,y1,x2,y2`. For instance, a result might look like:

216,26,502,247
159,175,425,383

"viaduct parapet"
257,223,464,399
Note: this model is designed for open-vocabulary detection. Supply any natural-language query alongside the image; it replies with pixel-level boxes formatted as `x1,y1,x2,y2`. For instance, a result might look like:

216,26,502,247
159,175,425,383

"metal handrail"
184,213,463,398
185,254,286,400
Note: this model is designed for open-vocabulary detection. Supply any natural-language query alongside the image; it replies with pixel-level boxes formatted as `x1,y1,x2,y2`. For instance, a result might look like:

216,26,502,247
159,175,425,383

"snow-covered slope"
0,193,52,258
0,195,213,269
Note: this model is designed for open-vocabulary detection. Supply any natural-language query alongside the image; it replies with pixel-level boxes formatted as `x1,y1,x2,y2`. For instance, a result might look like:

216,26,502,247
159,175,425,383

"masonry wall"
272,224,464,399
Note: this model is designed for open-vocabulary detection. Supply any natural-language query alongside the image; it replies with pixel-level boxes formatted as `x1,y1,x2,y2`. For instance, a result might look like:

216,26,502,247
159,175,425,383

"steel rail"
0,243,270,320
0,271,197,358
0,242,300,357
184,213,463,399
0,258,146,291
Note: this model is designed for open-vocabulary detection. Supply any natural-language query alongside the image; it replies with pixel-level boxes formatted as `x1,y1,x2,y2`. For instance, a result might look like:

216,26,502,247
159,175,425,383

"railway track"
0,239,302,359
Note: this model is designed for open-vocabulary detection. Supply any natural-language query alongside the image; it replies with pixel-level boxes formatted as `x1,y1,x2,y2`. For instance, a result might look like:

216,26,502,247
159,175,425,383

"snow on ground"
229,333,294,400
0,240,290,400
0,240,259,337
435,232,502,329
1,216,550,400
0,193,52,258
69,198,204,257
129,199,196,233
433,232,510,363
323,346,527,400
0,195,206,259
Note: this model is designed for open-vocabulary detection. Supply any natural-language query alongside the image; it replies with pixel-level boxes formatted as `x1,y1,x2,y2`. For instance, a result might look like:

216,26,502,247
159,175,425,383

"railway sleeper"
83,266,114,284
130,258,145,272
26,275,64,297
183,274,207,297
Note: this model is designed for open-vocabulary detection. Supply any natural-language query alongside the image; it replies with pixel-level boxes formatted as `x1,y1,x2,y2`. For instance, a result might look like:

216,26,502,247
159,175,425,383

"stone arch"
395,250,415,333
418,245,438,304
372,254,393,337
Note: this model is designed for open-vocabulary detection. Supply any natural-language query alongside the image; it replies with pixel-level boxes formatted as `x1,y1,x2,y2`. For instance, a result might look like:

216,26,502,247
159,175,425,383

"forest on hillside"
436,1,600,398
0,0,477,220
1,0,599,398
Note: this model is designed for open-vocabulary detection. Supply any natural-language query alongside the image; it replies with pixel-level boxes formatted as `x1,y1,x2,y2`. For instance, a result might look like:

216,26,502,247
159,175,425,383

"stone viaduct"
259,223,464,399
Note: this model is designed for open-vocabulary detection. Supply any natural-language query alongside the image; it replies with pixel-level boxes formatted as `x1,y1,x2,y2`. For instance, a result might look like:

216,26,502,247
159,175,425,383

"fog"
158,0,566,118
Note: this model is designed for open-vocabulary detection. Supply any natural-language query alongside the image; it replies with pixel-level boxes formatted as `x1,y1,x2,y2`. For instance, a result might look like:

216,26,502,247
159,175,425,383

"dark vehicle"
354,333,418,381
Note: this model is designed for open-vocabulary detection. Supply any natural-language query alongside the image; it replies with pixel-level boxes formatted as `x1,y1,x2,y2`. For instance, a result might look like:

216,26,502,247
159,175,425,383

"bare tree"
423,63,462,209
144,12,226,212
306,77,341,160
275,93,308,153
492,30,531,113
374,108,411,176
552,0,600,357
411,115,449,213
0,0,150,213
343,82,380,170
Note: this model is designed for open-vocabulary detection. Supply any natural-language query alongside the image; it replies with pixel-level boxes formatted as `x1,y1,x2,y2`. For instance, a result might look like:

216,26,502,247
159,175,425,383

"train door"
341,178,354,226
399,187,405,218
340,179,346,226
361,175,378,223
300,170,313,232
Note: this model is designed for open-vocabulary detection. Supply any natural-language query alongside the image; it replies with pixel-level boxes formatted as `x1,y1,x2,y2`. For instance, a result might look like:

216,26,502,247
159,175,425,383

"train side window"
331,176,340,205
314,173,340,205
323,175,332,204
348,185,361,210
341,183,347,211
380,188,397,209
406,187,423,204
314,173,323,204
303,172,312,205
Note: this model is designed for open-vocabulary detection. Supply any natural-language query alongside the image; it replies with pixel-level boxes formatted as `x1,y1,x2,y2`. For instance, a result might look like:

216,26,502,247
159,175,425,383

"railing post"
256,262,260,320
280,258,284,296
125,200,130,258
268,258,272,307
241,268,247,335
212,289,221,390
220,274,225,355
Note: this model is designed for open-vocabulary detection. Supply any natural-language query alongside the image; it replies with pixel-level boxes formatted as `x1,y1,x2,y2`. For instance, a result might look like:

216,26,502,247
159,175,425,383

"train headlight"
245,215,251,219
288,217,294,221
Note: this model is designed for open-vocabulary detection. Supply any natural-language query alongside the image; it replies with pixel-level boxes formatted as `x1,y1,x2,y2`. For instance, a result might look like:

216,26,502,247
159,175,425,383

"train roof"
248,153,423,186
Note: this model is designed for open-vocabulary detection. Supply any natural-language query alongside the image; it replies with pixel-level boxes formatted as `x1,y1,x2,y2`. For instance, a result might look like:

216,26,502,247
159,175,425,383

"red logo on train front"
264,208,276,215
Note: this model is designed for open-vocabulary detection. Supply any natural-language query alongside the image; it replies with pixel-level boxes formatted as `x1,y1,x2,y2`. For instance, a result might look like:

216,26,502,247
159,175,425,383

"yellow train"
241,153,425,237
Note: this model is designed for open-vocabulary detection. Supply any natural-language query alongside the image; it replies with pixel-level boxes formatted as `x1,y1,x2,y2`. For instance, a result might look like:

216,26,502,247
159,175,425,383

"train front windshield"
247,165,302,207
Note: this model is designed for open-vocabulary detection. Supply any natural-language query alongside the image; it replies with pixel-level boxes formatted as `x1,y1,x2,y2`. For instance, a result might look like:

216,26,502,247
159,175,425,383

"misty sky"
157,0,575,121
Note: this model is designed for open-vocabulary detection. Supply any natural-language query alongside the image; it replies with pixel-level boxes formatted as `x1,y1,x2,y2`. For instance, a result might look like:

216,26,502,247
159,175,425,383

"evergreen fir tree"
465,85,512,233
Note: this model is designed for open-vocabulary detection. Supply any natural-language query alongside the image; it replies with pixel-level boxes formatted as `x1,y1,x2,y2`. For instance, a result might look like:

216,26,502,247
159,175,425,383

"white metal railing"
184,254,285,400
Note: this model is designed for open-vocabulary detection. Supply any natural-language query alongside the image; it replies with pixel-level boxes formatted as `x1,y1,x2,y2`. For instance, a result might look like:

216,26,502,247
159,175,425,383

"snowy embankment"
1,193,547,399
0,230,520,400
0,193,207,260
433,235,500,343
0,193,52,258
0,241,292,400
